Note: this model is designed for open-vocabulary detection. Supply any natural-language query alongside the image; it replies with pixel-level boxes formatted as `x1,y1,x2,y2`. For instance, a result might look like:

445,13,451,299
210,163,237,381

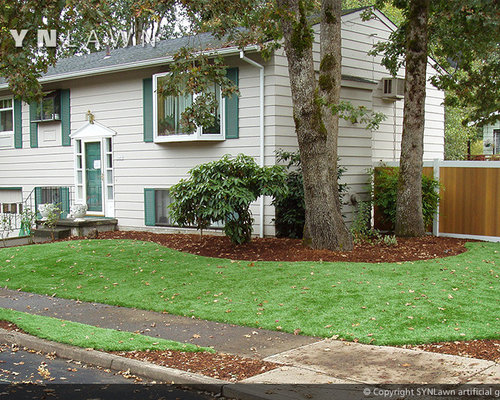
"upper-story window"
153,73,225,142
31,91,61,122
0,98,13,134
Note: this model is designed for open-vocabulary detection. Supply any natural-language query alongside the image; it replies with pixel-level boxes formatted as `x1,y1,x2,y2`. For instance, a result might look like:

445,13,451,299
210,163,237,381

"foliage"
445,106,483,160
42,203,62,241
343,0,404,25
273,150,348,239
373,167,440,230
0,239,498,345
350,200,398,246
331,100,386,130
368,0,499,127
0,0,112,101
0,307,212,352
0,214,14,247
20,206,36,243
350,200,376,243
0,0,181,100
169,154,287,244
382,234,398,246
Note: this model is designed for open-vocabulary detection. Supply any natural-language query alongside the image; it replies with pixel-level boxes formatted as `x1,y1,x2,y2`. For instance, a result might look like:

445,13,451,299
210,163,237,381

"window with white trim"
153,188,224,228
0,98,14,149
494,129,500,155
153,73,225,142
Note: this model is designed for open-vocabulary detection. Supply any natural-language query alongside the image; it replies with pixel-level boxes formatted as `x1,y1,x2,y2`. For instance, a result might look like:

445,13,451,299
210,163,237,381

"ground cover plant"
0,239,498,346
0,307,211,352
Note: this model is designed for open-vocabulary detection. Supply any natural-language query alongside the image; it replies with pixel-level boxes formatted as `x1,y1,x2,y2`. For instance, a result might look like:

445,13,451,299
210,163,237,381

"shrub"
373,167,440,231
350,200,378,244
272,150,348,238
350,201,398,246
169,154,287,245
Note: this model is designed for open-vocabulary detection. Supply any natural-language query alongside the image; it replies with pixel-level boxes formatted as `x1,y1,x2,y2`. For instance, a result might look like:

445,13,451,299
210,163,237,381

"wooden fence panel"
439,167,500,237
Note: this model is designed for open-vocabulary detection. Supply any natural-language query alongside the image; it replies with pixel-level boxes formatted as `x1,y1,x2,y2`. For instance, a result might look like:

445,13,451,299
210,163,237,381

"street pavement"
0,343,219,399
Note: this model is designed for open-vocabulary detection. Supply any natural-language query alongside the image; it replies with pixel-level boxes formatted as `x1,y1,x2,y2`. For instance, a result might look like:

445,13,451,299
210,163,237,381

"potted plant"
38,203,60,221
70,204,88,221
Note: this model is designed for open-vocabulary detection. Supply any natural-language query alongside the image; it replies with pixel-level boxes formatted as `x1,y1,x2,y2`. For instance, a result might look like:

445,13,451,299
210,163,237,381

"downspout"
240,51,265,238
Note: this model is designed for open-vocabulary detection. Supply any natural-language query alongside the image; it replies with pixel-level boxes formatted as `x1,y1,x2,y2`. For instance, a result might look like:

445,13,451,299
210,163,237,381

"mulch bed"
95,230,470,263
110,350,277,382
405,340,500,363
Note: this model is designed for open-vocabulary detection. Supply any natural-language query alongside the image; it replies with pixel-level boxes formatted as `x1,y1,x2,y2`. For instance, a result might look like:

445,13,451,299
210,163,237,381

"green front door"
85,142,103,212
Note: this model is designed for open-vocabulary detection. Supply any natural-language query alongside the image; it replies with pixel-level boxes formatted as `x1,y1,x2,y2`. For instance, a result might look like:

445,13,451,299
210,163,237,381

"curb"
0,328,227,393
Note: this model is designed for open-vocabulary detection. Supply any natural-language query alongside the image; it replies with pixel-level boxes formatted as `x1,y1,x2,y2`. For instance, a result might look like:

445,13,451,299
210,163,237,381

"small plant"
0,214,14,247
169,154,287,245
350,200,383,245
382,234,398,246
42,203,62,241
20,207,36,243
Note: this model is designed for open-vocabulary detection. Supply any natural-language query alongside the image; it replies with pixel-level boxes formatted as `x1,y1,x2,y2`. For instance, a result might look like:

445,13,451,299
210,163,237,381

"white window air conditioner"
381,78,405,100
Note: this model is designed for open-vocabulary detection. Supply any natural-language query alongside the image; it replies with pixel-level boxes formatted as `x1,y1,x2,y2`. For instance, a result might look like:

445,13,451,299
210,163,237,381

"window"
31,91,61,122
146,188,224,228
494,129,500,154
0,98,13,134
155,189,175,226
153,73,225,142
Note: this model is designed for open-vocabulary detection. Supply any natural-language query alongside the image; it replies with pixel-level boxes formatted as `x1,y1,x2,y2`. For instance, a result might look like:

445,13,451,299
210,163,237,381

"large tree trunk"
277,0,353,250
395,0,429,237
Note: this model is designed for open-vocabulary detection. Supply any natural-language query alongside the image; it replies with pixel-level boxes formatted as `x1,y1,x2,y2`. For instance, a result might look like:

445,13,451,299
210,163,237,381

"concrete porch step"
33,227,72,240
35,218,117,238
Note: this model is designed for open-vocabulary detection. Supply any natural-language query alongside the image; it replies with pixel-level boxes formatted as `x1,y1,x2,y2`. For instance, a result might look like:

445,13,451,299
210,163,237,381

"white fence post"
432,158,440,237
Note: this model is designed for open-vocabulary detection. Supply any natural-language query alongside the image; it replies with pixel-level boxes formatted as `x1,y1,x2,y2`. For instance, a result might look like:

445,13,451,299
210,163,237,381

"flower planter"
70,204,88,221
38,204,60,221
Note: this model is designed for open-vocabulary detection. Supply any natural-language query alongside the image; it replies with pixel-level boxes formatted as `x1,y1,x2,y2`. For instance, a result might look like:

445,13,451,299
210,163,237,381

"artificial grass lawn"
0,307,211,352
0,240,498,346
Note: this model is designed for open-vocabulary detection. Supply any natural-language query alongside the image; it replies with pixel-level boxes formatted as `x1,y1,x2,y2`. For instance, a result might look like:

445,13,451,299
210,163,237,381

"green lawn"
0,307,212,352
0,239,498,345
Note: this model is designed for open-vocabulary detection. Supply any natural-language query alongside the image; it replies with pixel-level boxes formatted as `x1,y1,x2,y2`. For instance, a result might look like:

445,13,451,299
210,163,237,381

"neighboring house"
483,120,500,155
0,8,444,237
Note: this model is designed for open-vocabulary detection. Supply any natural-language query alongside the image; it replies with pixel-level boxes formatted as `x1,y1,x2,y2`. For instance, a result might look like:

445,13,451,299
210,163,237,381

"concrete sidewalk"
0,288,498,399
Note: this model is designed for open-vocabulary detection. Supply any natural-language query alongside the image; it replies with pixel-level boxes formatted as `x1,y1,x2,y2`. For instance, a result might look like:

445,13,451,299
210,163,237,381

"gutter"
0,45,260,90
240,50,265,238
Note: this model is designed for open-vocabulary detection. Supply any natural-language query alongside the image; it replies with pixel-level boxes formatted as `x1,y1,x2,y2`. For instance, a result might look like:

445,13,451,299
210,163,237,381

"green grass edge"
0,307,214,353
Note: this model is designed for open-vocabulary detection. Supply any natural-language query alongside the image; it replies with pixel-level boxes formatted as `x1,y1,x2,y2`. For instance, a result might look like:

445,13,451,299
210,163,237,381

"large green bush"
272,150,348,238
373,167,440,230
169,154,287,245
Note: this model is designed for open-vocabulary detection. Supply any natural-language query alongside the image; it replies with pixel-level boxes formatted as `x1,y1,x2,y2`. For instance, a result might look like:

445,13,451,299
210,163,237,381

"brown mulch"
95,230,470,263
0,320,28,334
110,350,278,382
406,340,500,363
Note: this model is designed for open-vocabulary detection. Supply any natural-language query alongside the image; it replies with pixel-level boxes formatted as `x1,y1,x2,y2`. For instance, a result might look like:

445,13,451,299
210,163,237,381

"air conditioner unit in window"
381,78,405,100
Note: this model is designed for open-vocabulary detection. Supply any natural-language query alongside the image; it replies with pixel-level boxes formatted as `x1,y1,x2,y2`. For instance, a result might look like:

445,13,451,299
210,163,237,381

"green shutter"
34,187,42,219
144,188,156,226
59,187,70,219
13,99,22,148
61,89,71,146
225,68,239,139
29,103,38,148
143,78,153,142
